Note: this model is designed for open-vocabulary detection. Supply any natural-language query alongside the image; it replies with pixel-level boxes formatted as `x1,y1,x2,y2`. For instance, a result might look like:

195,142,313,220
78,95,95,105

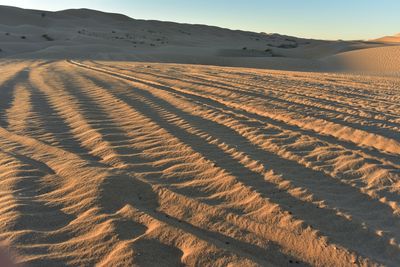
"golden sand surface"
0,60,399,266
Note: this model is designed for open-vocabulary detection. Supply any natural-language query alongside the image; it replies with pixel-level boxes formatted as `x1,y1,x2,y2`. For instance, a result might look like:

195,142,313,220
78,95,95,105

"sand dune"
1,5,397,74
373,33,400,43
0,59,399,266
325,45,400,76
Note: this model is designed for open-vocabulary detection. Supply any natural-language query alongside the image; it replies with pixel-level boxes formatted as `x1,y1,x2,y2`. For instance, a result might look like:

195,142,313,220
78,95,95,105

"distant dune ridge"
0,5,399,75
1,4,400,267
373,33,400,43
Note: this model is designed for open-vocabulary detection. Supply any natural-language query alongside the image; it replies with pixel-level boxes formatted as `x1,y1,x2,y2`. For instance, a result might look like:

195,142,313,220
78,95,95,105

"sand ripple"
0,60,399,266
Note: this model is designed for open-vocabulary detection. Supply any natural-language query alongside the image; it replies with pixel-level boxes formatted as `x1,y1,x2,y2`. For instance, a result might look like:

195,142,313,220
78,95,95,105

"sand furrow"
38,63,300,265
103,62,400,121
64,63,396,265
0,125,159,265
113,74,400,240
0,148,76,263
95,61,400,119
54,64,360,266
194,67,400,106
1,59,399,266
102,64,400,150
74,61,400,192
74,60,400,157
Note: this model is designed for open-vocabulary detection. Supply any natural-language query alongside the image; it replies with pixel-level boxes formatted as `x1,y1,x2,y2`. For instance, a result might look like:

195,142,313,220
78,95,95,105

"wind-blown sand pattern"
0,60,399,266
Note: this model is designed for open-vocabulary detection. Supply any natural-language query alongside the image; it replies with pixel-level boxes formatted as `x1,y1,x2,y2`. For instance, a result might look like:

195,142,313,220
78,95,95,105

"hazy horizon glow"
1,0,399,40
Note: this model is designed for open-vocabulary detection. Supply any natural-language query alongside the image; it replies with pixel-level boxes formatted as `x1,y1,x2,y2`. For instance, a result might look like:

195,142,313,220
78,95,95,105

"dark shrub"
42,34,54,41
278,43,298,49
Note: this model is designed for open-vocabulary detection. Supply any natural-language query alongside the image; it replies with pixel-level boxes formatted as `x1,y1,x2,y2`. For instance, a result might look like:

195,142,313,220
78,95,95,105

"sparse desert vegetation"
41,34,54,41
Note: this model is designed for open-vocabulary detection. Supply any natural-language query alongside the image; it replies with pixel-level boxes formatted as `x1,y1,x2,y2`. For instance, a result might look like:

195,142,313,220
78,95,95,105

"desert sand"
1,5,400,267
373,33,400,44
1,5,400,76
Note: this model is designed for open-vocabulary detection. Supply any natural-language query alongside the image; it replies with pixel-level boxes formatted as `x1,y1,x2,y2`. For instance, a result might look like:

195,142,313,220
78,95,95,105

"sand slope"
1,5,397,74
325,45,400,76
0,59,399,266
373,33,400,43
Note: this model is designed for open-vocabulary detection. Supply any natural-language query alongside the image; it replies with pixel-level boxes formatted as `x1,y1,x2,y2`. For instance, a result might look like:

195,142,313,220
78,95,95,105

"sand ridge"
373,33,400,43
1,5,399,76
0,59,399,266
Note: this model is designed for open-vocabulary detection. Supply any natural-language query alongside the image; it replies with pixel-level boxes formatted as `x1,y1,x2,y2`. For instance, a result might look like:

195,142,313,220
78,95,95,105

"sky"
1,0,399,40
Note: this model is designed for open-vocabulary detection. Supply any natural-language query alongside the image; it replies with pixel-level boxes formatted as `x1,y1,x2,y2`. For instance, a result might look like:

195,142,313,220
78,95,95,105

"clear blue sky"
1,0,399,40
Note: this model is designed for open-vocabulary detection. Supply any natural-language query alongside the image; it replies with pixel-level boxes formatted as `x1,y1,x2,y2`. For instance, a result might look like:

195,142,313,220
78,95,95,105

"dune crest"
373,33,400,43
0,5,399,75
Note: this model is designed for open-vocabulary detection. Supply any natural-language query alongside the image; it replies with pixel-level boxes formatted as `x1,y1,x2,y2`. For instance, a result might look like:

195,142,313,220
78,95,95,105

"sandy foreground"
0,59,399,266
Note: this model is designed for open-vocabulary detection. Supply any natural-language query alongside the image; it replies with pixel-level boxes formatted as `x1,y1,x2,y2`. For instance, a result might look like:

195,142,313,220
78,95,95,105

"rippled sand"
0,60,399,266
